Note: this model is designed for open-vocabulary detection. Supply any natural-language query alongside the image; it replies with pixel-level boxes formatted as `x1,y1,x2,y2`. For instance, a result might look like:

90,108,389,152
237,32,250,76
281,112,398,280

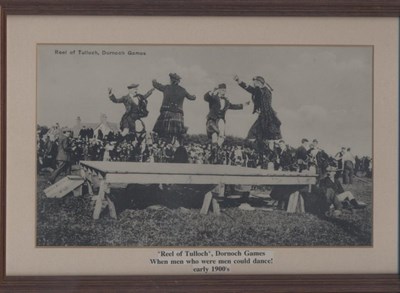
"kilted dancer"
108,83,154,141
204,83,248,163
152,73,196,144
234,75,282,165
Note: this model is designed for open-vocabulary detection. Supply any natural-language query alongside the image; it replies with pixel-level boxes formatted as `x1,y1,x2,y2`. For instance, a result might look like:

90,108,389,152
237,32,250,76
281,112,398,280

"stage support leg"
211,182,223,215
87,182,94,196
73,185,83,197
106,193,117,219
212,198,220,215
81,168,94,196
93,180,108,220
218,183,225,198
200,192,213,215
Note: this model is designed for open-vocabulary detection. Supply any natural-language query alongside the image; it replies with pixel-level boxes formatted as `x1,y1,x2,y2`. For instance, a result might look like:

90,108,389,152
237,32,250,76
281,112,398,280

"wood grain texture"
0,4,7,293
0,0,399,16
0,0,400,292
1,274,400,292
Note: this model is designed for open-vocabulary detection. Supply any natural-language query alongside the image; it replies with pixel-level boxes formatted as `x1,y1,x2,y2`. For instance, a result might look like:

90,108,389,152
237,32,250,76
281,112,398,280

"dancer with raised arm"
204,83,249,163
152,73,196,146
234,74,282,167
108,83,154,142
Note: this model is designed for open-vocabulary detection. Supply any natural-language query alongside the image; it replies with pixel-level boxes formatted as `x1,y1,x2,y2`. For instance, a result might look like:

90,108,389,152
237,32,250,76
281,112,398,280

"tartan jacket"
109,89,153,118
204,91,243,121
153,80,196,114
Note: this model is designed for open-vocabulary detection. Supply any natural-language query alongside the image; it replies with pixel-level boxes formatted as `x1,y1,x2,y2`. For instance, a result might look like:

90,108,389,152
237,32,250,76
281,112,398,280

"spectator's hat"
62,127,72,134
325,166,338,173
169,73,181,81
252,76,265,84
127,83,139,89
217,83,226,89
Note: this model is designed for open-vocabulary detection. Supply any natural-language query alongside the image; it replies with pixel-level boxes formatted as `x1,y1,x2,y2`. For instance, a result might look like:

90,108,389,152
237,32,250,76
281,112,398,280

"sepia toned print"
36,44,372,247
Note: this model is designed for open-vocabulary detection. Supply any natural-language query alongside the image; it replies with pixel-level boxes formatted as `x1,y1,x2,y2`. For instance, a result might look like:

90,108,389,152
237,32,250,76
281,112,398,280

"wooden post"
93,180,107,220
200,192,213,214
287,191,299,213
218,182,225,198
82,169,94,196
105,184,117,219
87,181,94,196
106,195,117,219
211,198,220,215
72,185,82,197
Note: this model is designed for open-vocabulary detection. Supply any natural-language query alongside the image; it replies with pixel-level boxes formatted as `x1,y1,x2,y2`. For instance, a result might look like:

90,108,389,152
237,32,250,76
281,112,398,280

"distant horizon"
37,44,373,157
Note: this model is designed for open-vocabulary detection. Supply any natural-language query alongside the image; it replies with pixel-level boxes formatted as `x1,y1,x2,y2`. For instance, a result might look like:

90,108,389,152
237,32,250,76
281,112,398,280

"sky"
37,45,372,156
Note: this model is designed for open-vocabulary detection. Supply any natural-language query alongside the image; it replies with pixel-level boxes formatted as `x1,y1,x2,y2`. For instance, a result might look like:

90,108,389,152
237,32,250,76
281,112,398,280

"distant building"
72,114,119,138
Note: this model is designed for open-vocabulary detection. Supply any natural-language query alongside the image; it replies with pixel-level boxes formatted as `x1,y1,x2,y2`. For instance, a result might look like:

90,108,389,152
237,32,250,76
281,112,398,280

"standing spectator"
97,129,104,140
276,140,294,171
103,142,115,162
367,158,373,178
342,147,355,185
296,139,309,172
334,147,346,172
355,155,361,174
246,148,258,168
43,134,58,170
107,131,115,142
307,139,320,167
87,128,94,139
172,143,189,163
362,156,371,175
48,129,72,184
164,143,175,163
308,139,330,175
79,126,87,140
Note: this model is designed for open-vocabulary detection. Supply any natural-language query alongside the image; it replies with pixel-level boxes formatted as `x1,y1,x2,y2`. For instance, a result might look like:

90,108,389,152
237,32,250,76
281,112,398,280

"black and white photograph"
36,44,373,247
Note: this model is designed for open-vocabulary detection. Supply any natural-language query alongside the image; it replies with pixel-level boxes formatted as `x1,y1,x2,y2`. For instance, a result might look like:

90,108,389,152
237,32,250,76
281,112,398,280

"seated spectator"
319,167,366,216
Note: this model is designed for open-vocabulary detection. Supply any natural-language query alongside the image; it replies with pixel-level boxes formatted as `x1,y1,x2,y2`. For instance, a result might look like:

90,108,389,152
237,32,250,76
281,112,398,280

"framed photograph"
1,1,399,292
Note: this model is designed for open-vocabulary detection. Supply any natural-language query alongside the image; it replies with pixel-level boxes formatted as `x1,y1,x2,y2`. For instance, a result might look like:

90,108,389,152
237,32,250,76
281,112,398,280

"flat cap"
217,83,226,89
252,76,265,84
169,73,181,80
127,83,139,89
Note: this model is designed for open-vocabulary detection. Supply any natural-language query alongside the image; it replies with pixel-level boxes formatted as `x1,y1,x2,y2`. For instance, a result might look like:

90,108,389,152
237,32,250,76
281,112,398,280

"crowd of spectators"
37,124,373,217
37,124,373,180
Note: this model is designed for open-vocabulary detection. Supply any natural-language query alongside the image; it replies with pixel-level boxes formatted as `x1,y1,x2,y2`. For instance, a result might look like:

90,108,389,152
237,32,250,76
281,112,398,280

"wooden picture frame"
1,1,399,292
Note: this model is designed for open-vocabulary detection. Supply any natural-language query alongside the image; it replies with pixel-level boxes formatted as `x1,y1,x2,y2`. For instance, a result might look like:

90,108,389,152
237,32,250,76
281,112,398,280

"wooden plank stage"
79,161,318,220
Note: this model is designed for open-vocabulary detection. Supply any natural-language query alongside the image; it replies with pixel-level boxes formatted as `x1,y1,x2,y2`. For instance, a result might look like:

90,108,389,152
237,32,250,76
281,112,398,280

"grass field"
36,172,372,247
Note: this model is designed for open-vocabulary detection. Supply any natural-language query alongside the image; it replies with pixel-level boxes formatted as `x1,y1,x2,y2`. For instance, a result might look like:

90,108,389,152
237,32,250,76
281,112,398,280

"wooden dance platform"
80,161,318,219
